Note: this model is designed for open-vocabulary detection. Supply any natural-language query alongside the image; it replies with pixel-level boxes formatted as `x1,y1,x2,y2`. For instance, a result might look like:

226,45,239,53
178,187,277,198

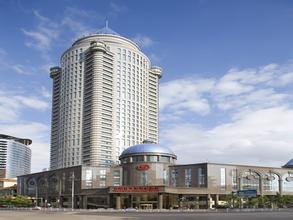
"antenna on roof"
105,19,109,29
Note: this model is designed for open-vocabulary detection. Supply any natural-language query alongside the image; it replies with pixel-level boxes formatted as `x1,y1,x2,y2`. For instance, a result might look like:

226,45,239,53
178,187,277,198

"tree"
0,196,32,207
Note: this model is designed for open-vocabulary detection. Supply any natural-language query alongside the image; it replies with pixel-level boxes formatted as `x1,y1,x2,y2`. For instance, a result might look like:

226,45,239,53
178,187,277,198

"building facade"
50,26,162,169
0,134,31,178
18,143,293,209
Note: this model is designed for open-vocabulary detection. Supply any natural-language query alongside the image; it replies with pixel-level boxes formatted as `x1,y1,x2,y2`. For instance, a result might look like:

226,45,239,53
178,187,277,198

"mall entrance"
110,186,164,209
132,194,158,209
118,193,158,209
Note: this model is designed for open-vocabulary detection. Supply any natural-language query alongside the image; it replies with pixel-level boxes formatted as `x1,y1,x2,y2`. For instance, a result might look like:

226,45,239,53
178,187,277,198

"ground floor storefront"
108,186,225,209
26,186,293,210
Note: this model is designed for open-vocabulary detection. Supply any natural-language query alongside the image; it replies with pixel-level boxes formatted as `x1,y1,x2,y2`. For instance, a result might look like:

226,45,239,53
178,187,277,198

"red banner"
111,186,160,193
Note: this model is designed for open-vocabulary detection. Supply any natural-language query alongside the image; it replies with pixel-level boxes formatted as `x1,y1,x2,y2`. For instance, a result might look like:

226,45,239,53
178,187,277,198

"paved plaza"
0,210,293,220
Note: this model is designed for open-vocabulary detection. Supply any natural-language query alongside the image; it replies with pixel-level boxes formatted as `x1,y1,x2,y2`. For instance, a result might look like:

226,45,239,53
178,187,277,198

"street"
0,210,293,220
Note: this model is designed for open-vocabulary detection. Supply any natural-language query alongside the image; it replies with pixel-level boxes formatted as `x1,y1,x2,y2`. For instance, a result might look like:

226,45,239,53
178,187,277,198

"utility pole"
59,177,62,208
35,179,38,207
71,172,75,210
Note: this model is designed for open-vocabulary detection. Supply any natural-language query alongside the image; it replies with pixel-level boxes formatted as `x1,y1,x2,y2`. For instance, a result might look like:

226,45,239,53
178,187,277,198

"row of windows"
171,168,206,188
117,48,148,69
121,155,171,164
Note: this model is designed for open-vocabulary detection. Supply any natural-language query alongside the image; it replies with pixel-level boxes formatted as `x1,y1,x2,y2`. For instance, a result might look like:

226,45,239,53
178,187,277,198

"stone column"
238,177,242,190
279,179,283,195
207,194,213,209
158,194,163,209
259,177,263,196
195,196,199,209
59,196,63,208
83,196,87,209
178,194,183,208
129,195,133,208
240,198,244,209
78,196,82,209
215,194,219,207
116,195,121,209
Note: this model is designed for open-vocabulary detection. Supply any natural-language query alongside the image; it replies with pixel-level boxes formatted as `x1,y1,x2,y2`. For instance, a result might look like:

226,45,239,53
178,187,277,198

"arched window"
263,172,279,192
37,177,47,194
27,178,36,195
241,170,260,191
283,172,293,192
48,174,59,194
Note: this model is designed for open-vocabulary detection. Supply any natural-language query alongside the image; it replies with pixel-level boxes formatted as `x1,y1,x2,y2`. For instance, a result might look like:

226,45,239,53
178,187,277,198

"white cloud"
40,86,51,99
110,2,128,13
149,53,161,64
22,8,104,52
0,84,51,172
0,89,49,122
14,96,49,111
0,106,18,123
160,61,293,167
0,95,22,122
0,48,37,75
160,78,214,116
61,16,95,39
132,34,154,48
215,78,254,96
109,2,128,18
22,10,60,51
275,72,293,86
161,107,293,167
22,29,51,50
215,88,288,111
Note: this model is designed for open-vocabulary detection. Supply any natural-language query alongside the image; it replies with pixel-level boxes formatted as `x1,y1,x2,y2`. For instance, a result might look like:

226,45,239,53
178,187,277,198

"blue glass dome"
283,159,293,168
120,143,176,159
96,26,120,36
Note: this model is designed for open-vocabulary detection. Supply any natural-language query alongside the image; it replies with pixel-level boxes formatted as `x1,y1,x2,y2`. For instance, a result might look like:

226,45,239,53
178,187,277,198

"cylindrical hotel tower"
50,26,162,169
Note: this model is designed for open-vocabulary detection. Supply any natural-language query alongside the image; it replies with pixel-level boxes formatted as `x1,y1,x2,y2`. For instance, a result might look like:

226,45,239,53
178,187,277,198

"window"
163,169,167,185
283,172,293,192
241,171,260,191
263,173,279,192
85,169,93,187
185,168,192,187
171,169,177,187
113,170,121,186
160,156,170,163
220,168,226,190
232,169,238,190
140,171,148,186
99,169,107,187
198,168,205,187
132,155,144,162
146,155,158,162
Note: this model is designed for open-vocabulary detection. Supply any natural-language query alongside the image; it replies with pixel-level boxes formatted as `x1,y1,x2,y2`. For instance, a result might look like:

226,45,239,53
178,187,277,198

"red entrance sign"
136,164,150,171
111,186,160,193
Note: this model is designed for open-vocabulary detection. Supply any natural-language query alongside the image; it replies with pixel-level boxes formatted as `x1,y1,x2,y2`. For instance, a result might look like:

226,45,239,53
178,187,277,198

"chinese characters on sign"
111,186,160,193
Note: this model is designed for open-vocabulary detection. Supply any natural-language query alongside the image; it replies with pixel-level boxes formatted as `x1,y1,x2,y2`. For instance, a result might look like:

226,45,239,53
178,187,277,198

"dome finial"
105,19,109,29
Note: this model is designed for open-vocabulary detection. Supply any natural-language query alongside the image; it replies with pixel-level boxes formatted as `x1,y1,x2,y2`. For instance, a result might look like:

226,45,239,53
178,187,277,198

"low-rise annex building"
17,143,293,209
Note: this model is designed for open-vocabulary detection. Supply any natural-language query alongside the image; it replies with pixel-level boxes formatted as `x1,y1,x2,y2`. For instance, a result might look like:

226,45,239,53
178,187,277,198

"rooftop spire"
96,21,120,36
105,19,109,29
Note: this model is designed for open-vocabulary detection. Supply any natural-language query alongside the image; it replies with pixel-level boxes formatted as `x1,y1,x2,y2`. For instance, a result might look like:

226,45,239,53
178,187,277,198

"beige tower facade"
50,27,161,169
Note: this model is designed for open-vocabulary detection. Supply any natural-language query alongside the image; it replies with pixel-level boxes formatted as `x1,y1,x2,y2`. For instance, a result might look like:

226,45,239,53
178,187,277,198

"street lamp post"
59,177,62,208
35,180,38,207
71,172,75,210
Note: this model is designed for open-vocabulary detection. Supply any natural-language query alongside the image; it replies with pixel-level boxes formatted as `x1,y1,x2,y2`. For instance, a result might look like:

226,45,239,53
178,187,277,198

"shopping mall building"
17,143,293,209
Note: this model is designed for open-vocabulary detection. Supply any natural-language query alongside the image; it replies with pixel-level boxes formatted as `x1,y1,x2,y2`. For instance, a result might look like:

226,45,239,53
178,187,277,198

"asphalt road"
0,210,293,220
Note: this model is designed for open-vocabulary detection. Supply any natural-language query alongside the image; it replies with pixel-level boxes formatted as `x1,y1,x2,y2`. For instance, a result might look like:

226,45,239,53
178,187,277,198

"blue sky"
1,0,293,172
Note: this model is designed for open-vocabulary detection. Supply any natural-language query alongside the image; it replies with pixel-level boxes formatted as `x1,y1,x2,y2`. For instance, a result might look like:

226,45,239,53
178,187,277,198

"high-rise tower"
50,26,162,169
0,134,31,178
